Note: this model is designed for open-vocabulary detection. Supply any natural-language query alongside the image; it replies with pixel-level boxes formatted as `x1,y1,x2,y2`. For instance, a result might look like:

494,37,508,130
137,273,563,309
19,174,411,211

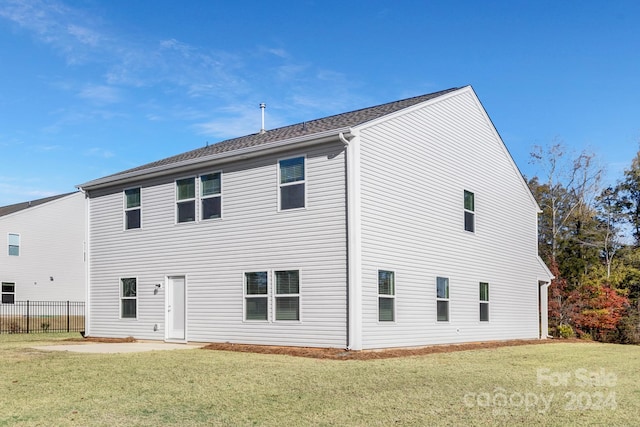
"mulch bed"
202,338,586,360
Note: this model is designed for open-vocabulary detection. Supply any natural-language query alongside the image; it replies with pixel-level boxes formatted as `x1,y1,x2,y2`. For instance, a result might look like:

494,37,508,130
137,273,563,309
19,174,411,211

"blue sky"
1,0,639,206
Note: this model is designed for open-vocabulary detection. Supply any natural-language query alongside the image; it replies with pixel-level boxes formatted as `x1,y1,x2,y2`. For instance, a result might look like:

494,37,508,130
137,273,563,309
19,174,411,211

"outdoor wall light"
154,283,162,295
50,276,54,281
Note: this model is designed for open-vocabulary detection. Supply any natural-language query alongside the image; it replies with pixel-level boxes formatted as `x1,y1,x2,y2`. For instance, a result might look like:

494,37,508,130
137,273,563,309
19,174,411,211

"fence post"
26,300,30,333
67,301,70,333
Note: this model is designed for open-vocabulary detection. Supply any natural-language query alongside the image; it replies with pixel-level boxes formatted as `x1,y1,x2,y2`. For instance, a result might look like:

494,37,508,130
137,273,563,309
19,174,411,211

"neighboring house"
78,86,553,350
0,192,86,304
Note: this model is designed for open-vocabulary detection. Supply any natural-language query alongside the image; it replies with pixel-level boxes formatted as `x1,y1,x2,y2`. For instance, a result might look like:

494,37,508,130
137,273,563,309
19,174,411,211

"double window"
378,270,395,321
8,233,19,256
480,282,489,321
279,157,305,210
436,277,449,321
1,282,15,304
124,188,141,230
244,270,300,321
176,173,223,223
120,277,137,319
464,190,475,232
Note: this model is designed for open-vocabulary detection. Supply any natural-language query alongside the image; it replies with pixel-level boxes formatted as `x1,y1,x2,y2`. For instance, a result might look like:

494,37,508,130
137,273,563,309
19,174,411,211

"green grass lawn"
1,334,639,426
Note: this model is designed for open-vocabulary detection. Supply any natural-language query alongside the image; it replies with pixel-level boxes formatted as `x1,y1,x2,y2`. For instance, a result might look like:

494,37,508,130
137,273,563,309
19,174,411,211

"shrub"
558,324,574,339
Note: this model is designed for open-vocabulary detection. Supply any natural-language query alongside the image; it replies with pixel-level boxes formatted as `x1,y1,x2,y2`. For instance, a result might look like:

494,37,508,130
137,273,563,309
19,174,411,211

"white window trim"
273,269,302,322
436,276,450,322
480,282,490,322
464,189,475,233
277,155,307,212
175,176,197,224
120,277,138,320
1,282,16,304
199,171,223,221
377,269,396,323
123,187,142,231
243,271,270,322
8,233,20,256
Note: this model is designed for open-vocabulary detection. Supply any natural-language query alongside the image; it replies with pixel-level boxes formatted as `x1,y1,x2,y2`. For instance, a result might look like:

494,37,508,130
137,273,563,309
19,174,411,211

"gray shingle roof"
82,87,460,187
0,192,76,218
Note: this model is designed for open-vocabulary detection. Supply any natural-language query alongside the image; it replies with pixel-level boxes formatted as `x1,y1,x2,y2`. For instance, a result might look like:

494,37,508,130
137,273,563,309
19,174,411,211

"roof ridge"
80,87,461,188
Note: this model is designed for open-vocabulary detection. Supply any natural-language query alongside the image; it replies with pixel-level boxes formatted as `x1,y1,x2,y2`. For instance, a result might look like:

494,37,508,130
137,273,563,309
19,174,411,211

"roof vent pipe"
259,103,266,134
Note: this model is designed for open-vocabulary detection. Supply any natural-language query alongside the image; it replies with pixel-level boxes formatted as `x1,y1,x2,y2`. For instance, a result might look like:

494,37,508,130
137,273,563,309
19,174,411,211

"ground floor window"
480,282,489,321
1,282,15,304
245,272,268,320
275,270,300,321
120,278,137,318
378,270,395,321
437,277,449,321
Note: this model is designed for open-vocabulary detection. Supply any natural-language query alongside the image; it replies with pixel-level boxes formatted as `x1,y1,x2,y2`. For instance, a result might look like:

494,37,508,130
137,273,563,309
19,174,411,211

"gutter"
78,127,352,191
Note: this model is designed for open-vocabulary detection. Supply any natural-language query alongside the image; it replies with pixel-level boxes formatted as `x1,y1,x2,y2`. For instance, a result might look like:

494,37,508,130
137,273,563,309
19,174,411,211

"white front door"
167,276,186,340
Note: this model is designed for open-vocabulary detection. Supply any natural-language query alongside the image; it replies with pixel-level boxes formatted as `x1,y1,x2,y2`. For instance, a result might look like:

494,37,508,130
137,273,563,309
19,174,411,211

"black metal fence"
0,301,85,334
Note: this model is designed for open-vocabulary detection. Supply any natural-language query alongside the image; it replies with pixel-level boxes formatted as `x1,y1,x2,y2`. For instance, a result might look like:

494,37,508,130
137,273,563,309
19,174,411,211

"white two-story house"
78,86,552,350
1,192,86,305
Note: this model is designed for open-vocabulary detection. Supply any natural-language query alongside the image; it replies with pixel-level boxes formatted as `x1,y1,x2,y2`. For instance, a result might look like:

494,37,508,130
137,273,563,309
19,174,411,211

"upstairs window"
124,188,141,230
378,270,395,321
436,277,449,322
176,178,196,223
120,278,137,319
201,173,222,220
480,282,489,321
245,272,268,321
464,190,475,232
1,282,15,304
8,233,19,256
279,156,305,210
275,270,300,321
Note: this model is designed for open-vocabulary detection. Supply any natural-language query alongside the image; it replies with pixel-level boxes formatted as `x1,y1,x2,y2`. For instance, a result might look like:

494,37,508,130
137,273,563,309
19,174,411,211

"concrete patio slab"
32,342,205,354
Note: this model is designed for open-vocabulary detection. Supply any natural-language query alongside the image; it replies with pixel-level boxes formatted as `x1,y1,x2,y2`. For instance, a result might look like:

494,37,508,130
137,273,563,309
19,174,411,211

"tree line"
528,143,640,343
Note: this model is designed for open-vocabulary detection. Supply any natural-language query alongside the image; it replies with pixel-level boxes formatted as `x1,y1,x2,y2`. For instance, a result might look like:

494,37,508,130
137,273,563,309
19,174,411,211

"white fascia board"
78,127,352,191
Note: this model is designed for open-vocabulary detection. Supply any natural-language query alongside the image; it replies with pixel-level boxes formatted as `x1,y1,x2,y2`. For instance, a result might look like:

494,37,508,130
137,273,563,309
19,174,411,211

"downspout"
340,131,363,351
78,187,90,337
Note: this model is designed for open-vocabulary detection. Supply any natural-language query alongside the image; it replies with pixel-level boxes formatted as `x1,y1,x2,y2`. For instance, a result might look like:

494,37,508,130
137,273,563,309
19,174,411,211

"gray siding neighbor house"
78,86,553,350
0,192,86,304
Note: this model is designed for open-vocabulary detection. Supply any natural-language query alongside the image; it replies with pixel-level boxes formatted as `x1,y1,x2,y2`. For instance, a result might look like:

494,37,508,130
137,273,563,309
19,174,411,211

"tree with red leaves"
567,284,629,340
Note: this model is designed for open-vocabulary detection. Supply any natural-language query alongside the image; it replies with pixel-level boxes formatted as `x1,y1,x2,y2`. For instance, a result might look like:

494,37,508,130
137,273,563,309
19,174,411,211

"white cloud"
78,85,122,104
84,147,115,159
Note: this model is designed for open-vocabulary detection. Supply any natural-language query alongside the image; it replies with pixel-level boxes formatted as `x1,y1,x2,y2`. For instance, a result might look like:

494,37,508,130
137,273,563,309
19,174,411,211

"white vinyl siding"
86,143,347,346
358,87,545,349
